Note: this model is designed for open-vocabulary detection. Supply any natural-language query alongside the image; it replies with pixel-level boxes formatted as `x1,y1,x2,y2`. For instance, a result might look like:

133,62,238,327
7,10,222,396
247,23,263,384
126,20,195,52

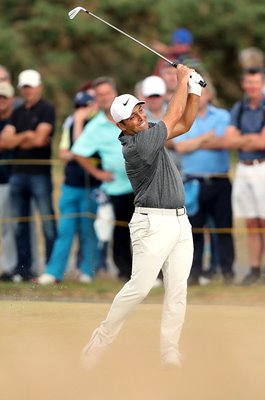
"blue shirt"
71,111,132,196
174,105,230,175
230,97,265,161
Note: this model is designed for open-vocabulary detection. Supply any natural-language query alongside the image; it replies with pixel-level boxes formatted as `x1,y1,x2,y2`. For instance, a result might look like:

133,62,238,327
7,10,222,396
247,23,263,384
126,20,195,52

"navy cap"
74,91,95,107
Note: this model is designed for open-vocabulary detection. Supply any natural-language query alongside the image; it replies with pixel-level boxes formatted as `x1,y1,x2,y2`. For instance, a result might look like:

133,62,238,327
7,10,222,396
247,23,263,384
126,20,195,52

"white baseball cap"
0,82,14,98
18,69,42,88
142,75,166,97
110,94,145,123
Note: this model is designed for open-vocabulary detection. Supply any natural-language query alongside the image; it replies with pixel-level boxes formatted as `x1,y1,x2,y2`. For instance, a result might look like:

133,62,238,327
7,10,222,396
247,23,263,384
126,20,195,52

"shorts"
232,161,265,219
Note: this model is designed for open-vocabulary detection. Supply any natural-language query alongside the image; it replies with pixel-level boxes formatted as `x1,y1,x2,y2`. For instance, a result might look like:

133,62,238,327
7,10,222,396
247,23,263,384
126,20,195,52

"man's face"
118,104,148,135
160,67,178,93
20,85,42,104
95,83,117,112
241,73,265,100
144,94,165,114
0,95,13,115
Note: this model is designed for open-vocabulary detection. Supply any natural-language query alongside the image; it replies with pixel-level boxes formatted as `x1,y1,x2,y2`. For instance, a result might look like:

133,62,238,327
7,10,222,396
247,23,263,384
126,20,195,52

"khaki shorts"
232,161,265,218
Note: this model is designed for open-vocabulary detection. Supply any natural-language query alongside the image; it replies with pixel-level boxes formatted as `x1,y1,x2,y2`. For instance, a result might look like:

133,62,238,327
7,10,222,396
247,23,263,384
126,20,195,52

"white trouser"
0,184,17,272
93,208,194,359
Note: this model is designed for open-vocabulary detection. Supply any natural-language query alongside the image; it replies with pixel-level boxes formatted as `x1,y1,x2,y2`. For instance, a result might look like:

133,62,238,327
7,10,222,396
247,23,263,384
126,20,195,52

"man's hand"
94,170,113,182
176,64,193,86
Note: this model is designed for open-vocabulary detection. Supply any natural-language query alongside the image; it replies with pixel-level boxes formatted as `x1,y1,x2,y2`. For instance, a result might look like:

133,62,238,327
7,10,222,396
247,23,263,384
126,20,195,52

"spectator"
153,27,202,75
238,47,264,70
0,65,23,109
0,65,11,83
1,69,57,282
72,77,134,282
158,60,179,104
142,76,167,122
36,91,101,285
174,80,235,285
224,67,265,285
0,82,17,279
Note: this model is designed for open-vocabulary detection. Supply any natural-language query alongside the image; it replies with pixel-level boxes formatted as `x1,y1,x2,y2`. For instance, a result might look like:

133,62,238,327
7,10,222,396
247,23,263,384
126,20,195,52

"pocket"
129,213,150,254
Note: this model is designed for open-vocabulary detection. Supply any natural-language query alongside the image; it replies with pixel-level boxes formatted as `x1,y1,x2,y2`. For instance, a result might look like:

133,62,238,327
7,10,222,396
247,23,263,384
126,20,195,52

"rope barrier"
0,212,265,233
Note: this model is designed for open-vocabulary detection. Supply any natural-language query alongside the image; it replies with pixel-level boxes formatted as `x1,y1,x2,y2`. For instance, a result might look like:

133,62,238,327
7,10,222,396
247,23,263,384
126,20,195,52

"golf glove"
188,72,203,96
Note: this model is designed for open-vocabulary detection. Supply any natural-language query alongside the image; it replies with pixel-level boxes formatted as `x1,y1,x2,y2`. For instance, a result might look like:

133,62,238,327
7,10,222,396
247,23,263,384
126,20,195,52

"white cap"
0,82,14,98
18,69,42,88
110,94,145,123
142,75,166,97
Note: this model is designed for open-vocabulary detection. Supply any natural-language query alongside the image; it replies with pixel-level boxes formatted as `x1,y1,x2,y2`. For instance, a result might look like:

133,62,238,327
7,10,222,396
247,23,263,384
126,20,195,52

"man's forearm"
168,94,199,140
1,132,30,149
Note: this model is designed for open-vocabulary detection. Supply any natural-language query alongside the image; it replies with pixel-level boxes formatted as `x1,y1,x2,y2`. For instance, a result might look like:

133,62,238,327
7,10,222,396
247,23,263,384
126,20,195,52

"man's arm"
162,65,191,137
19,123,53,149
240,127,265,151
0,124,32,149
163,68,202,140
167,93,200,140
223,125,257,150
74,155,113,182
174,131,214,153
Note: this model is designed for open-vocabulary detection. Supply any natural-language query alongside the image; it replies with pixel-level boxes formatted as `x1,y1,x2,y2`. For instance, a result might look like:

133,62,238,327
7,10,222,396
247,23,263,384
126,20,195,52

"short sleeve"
229,102,242,128
71,123,99,157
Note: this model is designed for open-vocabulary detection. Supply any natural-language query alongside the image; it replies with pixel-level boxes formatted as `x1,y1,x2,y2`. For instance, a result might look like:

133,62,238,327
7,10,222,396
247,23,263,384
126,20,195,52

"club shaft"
87,11,177,68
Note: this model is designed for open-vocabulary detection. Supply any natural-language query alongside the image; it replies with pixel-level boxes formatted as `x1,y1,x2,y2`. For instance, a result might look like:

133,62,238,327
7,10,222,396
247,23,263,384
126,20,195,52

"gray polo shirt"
118,121,185,208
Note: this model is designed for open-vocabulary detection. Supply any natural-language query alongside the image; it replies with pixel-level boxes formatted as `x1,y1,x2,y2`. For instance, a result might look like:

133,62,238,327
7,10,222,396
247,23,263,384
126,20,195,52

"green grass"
0,278,265,306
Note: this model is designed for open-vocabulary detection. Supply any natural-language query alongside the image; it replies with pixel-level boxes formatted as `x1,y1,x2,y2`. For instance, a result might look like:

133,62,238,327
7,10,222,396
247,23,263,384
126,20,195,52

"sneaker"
12,274,23,283
79,274,93,284
35,273,58,285
199,275,211,286
240,272,260,286
81,328,107,370
161,351,183,368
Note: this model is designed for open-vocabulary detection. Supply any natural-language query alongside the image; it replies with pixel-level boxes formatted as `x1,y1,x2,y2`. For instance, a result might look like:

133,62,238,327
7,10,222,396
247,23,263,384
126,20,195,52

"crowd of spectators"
0,28,265,287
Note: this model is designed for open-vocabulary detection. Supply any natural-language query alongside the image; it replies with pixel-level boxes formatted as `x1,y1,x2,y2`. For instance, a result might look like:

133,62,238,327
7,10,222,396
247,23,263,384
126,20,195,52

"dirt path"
1,301,264,400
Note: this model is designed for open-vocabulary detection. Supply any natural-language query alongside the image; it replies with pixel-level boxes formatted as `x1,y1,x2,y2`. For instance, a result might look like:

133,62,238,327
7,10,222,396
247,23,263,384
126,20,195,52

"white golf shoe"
81,328,107,370
36,273,57,285
161,351,183,368
79,273,93,284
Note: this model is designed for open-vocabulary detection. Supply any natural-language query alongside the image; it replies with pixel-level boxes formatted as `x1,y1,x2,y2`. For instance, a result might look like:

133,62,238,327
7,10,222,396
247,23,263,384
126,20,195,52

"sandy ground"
1,301,265,400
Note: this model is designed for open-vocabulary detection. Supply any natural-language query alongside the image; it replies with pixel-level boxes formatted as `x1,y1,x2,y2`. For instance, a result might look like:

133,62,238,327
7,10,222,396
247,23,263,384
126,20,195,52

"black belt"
240,158,265,166
185,175,227,183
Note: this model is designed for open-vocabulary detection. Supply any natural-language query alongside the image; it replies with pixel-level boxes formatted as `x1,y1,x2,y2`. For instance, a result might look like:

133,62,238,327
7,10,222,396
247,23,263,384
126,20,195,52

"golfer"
82,64,203,368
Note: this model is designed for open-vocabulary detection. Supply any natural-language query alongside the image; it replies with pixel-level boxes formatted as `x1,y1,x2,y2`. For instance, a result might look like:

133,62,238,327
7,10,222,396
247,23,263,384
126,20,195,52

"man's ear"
117,121,126,132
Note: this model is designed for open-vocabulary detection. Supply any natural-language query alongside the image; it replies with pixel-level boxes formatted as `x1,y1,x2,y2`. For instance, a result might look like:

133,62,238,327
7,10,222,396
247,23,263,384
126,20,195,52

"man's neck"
248,94,264,109
25,96,41,109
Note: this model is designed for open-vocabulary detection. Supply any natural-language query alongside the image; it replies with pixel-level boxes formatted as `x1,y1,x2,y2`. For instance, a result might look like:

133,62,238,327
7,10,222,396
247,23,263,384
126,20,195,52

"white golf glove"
188,71,203,96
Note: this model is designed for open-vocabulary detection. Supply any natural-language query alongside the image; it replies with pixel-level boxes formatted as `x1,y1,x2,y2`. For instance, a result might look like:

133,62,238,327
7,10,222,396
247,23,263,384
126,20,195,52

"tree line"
1,0,264,123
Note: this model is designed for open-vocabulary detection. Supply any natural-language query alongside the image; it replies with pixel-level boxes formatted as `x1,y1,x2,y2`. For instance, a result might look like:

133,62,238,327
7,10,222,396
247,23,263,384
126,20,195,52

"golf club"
68,6,206,88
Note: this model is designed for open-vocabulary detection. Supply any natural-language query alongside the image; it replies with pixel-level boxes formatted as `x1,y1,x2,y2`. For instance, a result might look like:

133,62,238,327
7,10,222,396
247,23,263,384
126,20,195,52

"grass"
1,277,265,306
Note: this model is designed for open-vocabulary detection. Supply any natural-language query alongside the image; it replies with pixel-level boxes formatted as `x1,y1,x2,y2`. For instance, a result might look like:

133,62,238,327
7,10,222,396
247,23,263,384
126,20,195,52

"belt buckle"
177,207,185,216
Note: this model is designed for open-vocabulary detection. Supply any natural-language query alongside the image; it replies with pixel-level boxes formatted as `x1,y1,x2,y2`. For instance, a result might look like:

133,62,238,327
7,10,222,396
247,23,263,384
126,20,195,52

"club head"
68,7,87,20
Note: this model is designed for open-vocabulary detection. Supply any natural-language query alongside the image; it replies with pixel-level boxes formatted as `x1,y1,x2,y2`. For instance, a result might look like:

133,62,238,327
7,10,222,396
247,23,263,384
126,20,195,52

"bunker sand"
1,301,265,400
